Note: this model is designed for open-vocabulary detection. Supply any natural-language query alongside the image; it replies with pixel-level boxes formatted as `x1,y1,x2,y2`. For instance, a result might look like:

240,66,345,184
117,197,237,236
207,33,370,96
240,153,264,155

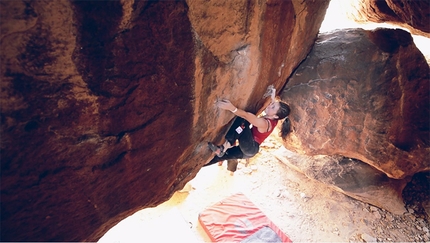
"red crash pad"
198,193,292,242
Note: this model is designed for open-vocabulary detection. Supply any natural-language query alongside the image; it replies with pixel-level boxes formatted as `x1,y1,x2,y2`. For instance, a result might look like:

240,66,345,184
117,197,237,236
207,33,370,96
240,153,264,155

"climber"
204,85,292,173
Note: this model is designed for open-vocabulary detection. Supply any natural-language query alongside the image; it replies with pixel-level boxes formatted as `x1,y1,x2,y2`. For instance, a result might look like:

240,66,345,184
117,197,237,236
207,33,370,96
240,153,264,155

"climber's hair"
275,101,292,140
276,102,290,120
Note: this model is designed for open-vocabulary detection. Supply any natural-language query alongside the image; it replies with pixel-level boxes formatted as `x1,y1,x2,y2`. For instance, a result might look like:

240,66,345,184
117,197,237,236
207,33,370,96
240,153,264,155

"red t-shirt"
251,118,278,144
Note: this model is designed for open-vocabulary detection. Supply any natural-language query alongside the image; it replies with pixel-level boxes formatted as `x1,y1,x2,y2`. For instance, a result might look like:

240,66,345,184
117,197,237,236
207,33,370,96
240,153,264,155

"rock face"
346,0,430,37
280,28,429,180
274,147,408,215
0,0,329,241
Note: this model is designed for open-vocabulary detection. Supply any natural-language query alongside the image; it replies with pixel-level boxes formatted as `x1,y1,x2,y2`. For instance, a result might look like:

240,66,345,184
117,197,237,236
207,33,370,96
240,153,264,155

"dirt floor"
99,130,429,243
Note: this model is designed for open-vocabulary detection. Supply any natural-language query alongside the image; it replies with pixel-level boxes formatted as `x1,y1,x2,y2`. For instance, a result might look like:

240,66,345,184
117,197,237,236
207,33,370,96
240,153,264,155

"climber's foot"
208,142,225,157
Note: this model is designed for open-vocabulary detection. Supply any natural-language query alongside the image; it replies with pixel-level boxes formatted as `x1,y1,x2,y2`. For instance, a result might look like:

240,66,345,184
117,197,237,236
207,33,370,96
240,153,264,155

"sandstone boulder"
0,0,329,241
274,147,408,215
345,0,430,37
280,28,429,179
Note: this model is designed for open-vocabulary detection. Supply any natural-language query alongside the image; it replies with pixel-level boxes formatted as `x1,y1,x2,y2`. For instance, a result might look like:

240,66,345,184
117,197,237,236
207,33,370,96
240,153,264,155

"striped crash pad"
198,193,292,242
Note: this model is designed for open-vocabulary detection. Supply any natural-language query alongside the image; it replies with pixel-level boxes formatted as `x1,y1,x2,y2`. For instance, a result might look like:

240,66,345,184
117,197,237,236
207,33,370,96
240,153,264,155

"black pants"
205,117,260,167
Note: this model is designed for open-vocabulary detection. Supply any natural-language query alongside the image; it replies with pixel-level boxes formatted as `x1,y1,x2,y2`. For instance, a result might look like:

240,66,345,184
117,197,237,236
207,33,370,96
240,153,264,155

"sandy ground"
99,130,429,243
